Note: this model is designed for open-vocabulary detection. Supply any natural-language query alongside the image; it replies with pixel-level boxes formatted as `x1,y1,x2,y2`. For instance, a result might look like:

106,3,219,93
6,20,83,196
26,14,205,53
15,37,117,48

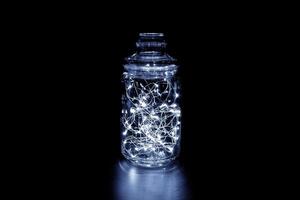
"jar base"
123,155,176,168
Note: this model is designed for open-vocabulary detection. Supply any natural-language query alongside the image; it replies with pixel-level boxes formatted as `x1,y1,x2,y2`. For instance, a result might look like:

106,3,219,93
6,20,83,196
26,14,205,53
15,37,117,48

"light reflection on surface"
113,160,191,200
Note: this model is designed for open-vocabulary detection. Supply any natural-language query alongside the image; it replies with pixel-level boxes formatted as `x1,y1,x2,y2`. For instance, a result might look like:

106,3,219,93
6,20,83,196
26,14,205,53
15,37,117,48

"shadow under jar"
121,33,181,168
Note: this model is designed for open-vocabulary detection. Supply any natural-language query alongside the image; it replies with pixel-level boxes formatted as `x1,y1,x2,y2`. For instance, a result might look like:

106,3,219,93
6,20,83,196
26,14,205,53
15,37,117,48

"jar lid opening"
139,33,164,37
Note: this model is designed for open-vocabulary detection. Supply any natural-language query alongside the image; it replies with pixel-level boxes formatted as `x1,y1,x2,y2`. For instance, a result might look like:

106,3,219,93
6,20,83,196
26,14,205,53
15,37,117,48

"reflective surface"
113,160,191,200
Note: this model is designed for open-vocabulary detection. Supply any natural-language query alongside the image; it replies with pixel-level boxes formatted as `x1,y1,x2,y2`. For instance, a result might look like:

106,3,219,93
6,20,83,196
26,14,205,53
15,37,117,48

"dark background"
27,6,269,198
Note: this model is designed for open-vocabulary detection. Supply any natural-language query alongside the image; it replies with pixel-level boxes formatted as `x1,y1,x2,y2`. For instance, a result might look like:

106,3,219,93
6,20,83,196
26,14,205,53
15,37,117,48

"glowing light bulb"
140,101,147,107
150,115,159,120
170,103,177,108
130,108,136,113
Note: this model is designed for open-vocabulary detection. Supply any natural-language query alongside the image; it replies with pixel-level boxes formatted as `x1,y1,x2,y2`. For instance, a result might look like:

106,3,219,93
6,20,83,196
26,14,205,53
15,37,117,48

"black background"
26,5,270,198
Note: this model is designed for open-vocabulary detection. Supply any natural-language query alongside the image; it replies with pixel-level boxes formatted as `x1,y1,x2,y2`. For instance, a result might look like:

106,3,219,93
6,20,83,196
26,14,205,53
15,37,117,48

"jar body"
121,67,181,167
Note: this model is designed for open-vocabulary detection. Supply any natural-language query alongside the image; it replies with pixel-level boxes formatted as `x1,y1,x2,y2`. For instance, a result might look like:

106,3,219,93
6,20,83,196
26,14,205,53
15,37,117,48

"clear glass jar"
121,33,181,167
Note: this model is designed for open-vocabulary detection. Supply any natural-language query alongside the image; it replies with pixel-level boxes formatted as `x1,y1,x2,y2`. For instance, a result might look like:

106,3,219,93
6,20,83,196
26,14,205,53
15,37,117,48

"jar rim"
139,33,164,37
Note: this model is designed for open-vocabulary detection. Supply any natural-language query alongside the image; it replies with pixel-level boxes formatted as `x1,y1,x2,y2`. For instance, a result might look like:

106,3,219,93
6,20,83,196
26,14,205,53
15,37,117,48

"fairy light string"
121,73,181,161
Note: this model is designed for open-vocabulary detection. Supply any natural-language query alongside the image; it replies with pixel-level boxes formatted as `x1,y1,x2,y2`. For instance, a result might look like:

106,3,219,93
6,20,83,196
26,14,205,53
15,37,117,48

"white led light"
150,115,159,120
140,101,147,107
130,108,136,113
170,103,177,108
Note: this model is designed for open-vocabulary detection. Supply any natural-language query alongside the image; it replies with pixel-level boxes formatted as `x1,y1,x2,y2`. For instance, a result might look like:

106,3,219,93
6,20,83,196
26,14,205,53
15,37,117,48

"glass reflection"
113,160,191,200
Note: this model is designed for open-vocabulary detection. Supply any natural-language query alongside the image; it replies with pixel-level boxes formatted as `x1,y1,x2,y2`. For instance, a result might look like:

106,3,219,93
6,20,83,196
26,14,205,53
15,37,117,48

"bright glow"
121,77,181,165
130,108,135,113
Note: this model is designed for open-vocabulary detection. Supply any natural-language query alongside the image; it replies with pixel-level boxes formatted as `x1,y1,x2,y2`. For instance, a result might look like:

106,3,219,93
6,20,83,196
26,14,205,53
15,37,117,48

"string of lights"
121,73,181,165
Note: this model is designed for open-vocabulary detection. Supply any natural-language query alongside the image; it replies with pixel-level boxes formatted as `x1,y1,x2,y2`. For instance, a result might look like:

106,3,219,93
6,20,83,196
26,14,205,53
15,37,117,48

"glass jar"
121,33,181,167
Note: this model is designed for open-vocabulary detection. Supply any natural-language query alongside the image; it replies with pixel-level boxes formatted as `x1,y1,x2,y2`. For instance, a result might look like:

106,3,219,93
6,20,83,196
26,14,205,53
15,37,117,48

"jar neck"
136,33,167,54
125,33,177,70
